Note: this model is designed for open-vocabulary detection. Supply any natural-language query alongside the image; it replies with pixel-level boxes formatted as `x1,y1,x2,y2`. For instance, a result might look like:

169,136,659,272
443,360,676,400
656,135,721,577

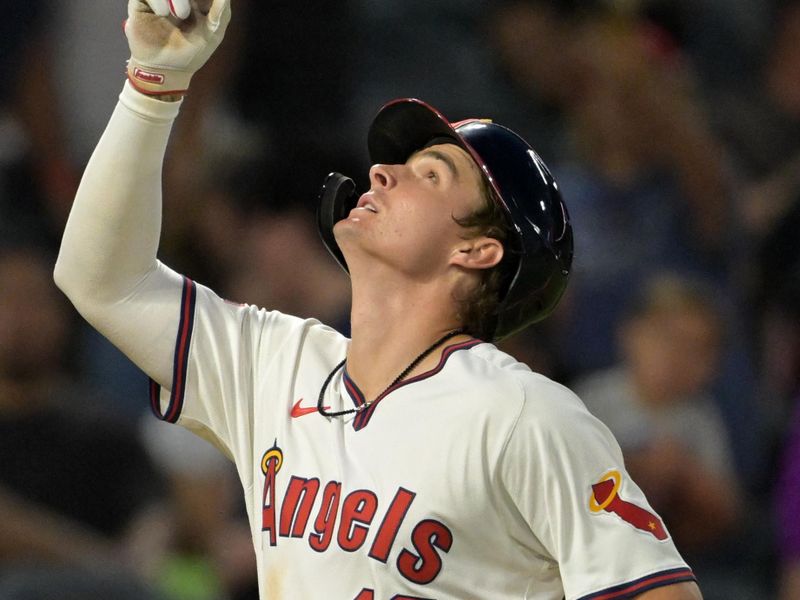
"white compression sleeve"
55,81,185,389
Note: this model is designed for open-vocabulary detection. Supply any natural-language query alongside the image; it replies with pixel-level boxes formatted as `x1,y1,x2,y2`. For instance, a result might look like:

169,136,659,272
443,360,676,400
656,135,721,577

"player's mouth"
355,194,379,214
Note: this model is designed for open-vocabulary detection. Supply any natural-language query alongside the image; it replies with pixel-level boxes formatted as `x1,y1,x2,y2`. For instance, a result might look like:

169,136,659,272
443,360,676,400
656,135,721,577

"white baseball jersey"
56,82,695,600
150,276,695,600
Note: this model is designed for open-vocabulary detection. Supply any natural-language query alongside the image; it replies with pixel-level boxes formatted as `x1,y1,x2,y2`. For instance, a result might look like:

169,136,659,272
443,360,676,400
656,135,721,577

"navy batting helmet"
317,98,573,340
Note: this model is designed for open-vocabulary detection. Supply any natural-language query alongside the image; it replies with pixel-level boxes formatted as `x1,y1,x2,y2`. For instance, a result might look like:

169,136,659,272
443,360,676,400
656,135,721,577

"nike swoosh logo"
291,398,329,418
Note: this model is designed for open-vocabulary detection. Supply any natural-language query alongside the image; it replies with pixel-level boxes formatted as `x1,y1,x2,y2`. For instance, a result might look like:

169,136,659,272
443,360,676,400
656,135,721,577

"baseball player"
55,1,703,598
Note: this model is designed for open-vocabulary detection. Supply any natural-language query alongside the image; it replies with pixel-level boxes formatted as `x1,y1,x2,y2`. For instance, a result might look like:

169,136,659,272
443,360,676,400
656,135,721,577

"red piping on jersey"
345,338,482,431
577,567,696,600
150,277,197,424
343,375,366,412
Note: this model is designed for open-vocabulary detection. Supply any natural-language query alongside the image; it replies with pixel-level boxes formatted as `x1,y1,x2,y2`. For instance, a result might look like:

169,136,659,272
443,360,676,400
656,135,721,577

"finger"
168,0,192,19
195,0,213,14
128,0,167,17
144,0,171,17
207,0,231,29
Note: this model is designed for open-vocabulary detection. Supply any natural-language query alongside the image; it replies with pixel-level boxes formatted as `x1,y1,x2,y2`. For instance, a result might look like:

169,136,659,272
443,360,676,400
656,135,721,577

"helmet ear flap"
317,172,358,273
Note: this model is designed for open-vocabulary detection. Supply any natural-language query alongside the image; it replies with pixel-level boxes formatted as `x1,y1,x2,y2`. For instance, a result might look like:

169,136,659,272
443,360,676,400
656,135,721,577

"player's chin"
334,224,382,261
333,217,367,238
332,220,360,250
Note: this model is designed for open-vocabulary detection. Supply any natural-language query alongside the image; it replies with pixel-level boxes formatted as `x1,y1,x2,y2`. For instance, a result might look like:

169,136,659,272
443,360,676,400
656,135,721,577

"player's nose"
368,164,397,191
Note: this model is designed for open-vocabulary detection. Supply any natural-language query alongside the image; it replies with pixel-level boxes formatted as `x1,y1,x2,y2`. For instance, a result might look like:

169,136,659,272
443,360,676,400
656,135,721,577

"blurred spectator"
728,1,800,438
714,0,800,238
753,198,800,433
485,0,595,163
776,398,800,600
511,7,767,480
575,275,739,548
756,188,800,600
349,0,515,170
574,274,768,598
551,8,732,373
636,0,769,95
719,2,800,514
0,246,168,598
49,2,130,167
230,0,361,210
141,419,259,600
0,2,79,249
222,209,351,334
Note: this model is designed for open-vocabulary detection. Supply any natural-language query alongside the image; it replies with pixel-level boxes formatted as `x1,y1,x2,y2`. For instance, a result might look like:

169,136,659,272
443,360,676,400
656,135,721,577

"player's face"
334,143,487,279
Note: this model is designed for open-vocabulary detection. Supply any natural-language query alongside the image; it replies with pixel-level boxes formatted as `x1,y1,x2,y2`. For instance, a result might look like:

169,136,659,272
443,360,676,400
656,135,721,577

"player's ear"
450,236,504,271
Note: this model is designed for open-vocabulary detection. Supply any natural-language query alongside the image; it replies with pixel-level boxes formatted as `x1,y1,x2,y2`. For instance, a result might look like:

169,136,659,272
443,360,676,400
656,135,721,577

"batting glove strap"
126,58,193,96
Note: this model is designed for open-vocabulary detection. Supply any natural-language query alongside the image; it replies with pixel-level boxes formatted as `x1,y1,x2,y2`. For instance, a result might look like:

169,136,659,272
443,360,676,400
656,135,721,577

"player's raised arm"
54,0,231,386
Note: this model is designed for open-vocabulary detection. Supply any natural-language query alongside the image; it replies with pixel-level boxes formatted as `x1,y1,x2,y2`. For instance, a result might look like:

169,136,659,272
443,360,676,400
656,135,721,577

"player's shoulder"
463,342,588,420
463,343,619,469
251,308,350,360
194,279,348,348
465,346,626,475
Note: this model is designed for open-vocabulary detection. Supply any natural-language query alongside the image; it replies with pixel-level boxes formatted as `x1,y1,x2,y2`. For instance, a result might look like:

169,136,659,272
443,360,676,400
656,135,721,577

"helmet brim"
368,98,463,165
367,99,509,214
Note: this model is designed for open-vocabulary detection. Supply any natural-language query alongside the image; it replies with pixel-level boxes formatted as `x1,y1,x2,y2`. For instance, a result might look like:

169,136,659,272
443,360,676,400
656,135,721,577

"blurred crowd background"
0,0,799,598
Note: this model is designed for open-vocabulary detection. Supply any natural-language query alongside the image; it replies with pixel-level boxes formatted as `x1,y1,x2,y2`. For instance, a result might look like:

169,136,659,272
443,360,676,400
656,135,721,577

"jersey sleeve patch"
150,276,197,423
588,469,668,541
578,567,696,600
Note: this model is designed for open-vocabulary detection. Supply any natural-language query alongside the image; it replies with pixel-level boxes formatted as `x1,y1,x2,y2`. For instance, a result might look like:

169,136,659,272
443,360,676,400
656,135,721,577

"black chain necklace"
317,329,465,418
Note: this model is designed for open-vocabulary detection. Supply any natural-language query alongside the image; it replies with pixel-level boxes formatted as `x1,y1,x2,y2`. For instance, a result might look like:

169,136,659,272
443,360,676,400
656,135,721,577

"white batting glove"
125,0,231,96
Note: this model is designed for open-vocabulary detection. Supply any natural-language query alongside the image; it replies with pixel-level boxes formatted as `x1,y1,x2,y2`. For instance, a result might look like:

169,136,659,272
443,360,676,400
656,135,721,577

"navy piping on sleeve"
150,276,197,423
577,567,696,599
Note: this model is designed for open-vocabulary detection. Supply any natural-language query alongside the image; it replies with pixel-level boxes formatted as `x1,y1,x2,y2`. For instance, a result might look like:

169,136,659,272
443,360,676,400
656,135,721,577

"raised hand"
124,0,231,96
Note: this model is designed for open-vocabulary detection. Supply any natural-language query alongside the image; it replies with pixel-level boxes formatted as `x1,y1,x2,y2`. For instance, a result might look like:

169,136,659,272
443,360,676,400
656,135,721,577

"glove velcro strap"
126,59,192,96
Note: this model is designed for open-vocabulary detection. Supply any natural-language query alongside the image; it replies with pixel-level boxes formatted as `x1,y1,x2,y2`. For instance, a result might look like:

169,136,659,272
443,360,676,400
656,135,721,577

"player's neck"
346,278,468,402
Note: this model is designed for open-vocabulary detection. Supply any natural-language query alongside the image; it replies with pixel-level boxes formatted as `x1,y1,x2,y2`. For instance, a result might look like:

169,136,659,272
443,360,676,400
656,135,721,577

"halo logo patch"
589,470,668,541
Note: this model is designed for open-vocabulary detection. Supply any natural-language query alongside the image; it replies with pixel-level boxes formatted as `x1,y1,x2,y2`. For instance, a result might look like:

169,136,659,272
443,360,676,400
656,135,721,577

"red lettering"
265,468,451,589
133,67,165,84
368,487,415,563
338,490,378,552
353,590,432,600
280,476,320,538
261,480,277,545
396,519,452,585
309,481,341,552
260,452,281,546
